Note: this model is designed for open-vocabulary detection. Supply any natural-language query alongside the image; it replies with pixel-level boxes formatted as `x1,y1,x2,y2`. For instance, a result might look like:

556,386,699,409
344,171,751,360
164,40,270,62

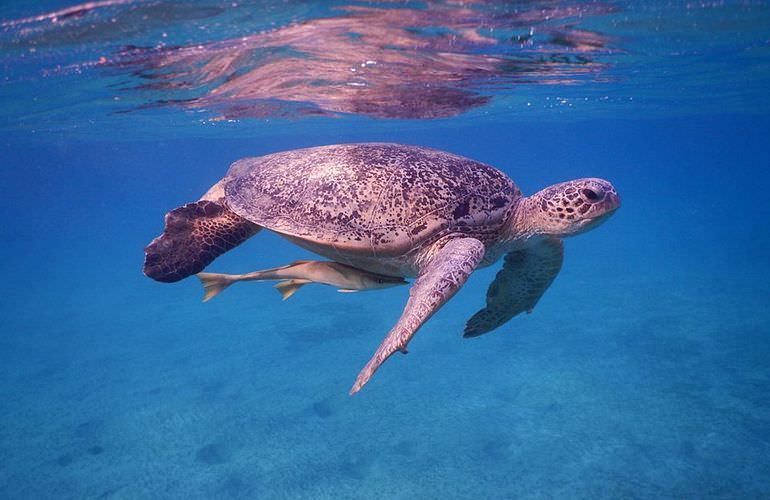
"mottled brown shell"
223,143,520,257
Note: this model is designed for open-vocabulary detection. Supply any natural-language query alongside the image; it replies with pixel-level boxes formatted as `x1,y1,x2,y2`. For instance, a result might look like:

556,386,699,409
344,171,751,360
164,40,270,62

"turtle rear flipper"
143,200,260,283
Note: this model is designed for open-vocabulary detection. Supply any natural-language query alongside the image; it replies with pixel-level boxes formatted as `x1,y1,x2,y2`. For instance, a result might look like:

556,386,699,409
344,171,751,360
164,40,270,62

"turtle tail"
143,200,261,283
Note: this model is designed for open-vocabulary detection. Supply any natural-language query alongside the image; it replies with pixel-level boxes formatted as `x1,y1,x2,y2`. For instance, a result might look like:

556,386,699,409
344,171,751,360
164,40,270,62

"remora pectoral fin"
463,238,563,338
273,279,311,300
349,237,485,395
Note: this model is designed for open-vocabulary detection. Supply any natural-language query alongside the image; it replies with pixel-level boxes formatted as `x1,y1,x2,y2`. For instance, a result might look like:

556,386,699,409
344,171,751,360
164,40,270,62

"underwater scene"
1,1,769,498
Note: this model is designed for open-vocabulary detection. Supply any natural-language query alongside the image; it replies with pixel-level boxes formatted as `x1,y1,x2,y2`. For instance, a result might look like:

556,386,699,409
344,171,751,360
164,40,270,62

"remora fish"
196,260,407,301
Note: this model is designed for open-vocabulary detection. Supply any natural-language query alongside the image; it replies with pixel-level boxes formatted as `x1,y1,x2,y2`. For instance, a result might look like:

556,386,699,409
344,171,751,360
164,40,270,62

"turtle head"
521,178,620,238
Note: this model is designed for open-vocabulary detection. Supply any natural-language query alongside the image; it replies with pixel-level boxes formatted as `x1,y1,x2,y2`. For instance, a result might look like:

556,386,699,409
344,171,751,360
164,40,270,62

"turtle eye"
581,187,603,202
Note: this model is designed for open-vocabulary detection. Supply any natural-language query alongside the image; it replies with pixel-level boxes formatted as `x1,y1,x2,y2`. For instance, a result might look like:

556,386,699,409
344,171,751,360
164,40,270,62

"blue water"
2,1,770,498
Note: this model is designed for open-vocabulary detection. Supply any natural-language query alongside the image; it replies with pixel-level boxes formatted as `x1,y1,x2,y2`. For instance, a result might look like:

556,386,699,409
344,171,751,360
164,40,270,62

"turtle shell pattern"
223,143,520,257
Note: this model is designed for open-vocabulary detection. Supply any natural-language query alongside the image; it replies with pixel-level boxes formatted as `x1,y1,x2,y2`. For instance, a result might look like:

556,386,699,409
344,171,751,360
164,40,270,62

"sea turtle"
144,143,620,394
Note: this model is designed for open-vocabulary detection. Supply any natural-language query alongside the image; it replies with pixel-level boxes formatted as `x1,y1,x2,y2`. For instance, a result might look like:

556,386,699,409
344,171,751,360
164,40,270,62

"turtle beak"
575,192,620,234
589,187,620,219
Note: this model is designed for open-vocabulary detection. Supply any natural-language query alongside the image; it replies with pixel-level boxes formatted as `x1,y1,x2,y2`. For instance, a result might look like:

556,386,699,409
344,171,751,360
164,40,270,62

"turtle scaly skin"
143,200,260,283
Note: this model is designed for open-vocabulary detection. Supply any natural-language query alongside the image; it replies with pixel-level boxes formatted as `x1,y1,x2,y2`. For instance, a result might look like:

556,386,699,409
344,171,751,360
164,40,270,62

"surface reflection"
3,1,619,119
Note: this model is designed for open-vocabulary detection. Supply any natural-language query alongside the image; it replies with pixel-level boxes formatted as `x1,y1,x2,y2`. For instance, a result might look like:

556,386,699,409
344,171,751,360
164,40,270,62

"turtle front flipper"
463,238,563,338
143,200,261,283
350,237,485,394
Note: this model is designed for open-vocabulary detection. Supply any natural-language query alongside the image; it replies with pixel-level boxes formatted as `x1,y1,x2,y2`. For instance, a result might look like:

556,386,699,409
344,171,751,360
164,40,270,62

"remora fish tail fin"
274,279,311,300
196,272,238,302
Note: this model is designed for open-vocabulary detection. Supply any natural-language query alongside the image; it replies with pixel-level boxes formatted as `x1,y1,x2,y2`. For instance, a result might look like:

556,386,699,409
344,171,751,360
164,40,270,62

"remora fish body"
196,260,407,301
